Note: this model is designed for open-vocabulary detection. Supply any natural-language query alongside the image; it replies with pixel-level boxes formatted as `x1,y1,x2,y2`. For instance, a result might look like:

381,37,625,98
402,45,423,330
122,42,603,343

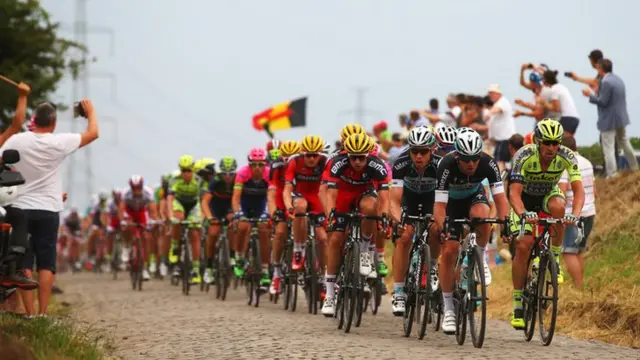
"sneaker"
159,263,168,277
391,293,406,316
511,309,525,329
484,256,492,286
100,262,110,273
190,270,201,284
377,261,388,277
321,297,336,316
430,267,439,292
203,268,214,284
260,272,271,291
359,253,373,277
233,263,245,278
557,262,565,284
269,277,281,295
442,310,456,335
0,271,39,290
291,252,304,271
149,261,157,274
142,269,150,281
172,266,180,277
121,250,130,265
364,283,371,293
168,245,178,265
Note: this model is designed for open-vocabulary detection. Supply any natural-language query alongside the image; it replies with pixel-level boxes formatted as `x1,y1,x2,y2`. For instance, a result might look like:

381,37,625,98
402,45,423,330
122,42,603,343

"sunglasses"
304,153,319,158
250,162,266,168
541,140,560,146
348,154,367,162
459,155,480,162
410,148,431,155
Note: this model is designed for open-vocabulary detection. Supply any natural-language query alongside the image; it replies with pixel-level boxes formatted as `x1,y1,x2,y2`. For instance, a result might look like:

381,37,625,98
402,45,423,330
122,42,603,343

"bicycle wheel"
335,273,345,329
112,236,120,280
136,237,143,291
537,250,558,346
523,255,537,341
430,289,442,332
455,291,467,345
343,243,357,333
370,279,382,315
250,235,262,308
306,239,318,314
220,234,231,301
181,241,191,296
467,246,486,348
403,252,416,337
417,245,432,340
282,244,293,311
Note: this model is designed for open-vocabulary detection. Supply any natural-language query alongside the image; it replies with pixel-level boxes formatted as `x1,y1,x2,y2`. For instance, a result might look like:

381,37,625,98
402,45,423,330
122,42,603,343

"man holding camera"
0,99,99,316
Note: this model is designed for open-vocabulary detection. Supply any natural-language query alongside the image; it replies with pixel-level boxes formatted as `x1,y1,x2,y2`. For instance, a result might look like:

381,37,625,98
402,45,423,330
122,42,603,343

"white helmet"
436,126,457,146
0,185,19,206
454,128,483,157
407,126,436,148
322,140,331,154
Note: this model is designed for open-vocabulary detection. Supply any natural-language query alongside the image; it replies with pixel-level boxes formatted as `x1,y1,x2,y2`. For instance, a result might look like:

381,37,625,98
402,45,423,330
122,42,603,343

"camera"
564,72,574,78
527,63,534,69
73,102,87,118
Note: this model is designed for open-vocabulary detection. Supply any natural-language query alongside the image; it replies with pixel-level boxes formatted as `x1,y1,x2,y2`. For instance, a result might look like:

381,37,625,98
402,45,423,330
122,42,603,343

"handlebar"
517,216,585,242
444,216,510,238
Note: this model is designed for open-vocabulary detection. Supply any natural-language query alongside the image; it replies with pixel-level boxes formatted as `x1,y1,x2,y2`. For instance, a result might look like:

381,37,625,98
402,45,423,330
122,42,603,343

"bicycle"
330,210,381,333
170,219,200,296
214,218,232,301
200,224,209,293
400,204,435,340
234,217,269,307
111,228,124,280
121,222,147,292
445,216,508,348
281,218,296,311
518,216,583,346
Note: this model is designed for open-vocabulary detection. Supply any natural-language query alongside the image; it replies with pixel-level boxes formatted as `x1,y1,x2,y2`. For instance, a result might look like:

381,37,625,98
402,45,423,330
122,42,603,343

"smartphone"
527,63,534,69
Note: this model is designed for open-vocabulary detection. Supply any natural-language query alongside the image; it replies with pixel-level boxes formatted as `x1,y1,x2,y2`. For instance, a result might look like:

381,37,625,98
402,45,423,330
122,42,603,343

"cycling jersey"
169,176,202,209
64,214,81,233
123,187,154,225
205,174,235,220
285,155,326,217
392,148,441,216
435,152,504,202
510,144,581,196
235,164,270,218
268,158,288,211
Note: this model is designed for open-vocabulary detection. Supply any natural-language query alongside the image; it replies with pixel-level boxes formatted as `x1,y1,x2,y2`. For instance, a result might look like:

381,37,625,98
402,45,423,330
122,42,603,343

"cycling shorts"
292,192,326,227
446,189,490,240
509,186,565,236
332,188,377,232
210,198,232,221
172,199,202,229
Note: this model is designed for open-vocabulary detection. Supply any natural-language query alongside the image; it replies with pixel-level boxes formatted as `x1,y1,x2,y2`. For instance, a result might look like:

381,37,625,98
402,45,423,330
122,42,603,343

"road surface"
57,273,639,360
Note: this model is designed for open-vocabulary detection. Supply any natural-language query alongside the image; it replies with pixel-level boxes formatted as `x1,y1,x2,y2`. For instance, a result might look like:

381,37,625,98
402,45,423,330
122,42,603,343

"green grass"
0,311,109,360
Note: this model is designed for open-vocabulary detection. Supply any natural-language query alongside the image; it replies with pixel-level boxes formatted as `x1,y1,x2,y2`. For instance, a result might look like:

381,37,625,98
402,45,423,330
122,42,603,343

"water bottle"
460,256,469,289
409,251,419,276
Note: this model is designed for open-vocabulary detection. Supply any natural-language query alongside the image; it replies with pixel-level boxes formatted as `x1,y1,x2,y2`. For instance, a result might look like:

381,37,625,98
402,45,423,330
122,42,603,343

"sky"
39,0,639,209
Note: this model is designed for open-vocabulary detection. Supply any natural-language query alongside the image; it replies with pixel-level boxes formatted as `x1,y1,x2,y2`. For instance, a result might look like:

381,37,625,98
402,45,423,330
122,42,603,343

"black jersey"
435,151,503,202
391,149,441,194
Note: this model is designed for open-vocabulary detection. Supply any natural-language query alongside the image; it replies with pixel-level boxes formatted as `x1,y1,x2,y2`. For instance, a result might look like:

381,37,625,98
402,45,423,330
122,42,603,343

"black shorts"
331,189,377,232
446,191,490,240
493,140,511,163
401,191,435,217
92,210,102,227
23,210,60,274
559,116,579,135
210,198,232,221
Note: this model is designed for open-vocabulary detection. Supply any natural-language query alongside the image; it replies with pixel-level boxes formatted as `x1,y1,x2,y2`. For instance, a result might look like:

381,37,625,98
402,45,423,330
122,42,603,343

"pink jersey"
234,164,270,196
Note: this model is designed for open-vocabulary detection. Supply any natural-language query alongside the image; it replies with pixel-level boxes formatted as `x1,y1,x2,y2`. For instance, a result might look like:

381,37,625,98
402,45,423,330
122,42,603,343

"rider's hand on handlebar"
563,213,578,225
523,211,538,224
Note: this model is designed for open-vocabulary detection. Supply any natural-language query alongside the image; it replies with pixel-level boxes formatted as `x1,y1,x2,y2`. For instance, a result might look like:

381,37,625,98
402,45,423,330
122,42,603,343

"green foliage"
578,137,640,167
0,0,86,126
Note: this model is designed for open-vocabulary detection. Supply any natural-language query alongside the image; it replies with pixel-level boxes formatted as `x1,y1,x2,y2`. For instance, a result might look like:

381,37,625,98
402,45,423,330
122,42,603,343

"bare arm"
508,183,526,216
390,187,403,223
201,193,214,219
231,188,242,214
569,180,585,217
0,83,29,148
267,189,276,217
326,188,338,215
283,183,294,211
79,100,99,148
377,189,389,216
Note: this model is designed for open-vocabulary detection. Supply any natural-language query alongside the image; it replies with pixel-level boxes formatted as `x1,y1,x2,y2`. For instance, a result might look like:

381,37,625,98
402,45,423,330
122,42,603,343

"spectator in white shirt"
0,99,99,316
484,84,516,170
558,136,595,288
540,70,580,136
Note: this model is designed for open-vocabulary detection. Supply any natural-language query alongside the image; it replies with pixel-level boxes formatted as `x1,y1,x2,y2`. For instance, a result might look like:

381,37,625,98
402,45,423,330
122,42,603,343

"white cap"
487,84,502,94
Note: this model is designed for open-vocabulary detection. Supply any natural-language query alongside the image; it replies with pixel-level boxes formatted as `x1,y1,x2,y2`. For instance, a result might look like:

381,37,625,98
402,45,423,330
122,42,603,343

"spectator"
515,64,561,124
372,120,393,152
582,58,638,178
421,98,448,129
387,132,406,164
506,134,524,170
484,84,516,170
460,96,488,138
558,135,595,288
444,94,461,127
0,99,99,316
410,109,428,128
568,49,603,89
0,82,38,291
539,70,580,136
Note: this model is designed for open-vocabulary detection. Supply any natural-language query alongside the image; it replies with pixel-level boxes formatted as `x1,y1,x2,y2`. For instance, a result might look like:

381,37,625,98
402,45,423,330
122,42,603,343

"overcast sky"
40,0,639,209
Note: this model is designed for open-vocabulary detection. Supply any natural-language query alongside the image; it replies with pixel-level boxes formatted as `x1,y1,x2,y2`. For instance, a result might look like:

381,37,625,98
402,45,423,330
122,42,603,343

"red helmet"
129,175,144,188
373,120,388,132
266,139,281,152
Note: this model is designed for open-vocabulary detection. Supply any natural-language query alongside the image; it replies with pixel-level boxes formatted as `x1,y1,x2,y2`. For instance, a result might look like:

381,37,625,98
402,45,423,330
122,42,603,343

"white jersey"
123,186,154,212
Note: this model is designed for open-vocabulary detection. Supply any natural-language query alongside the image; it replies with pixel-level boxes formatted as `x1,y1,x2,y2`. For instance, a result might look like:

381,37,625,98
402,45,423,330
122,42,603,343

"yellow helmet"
301,135,324,153
194,158,205,173
535,118,563,142
340,124,365,143
280,140,301,157
344,134,370,154
178,155,194,170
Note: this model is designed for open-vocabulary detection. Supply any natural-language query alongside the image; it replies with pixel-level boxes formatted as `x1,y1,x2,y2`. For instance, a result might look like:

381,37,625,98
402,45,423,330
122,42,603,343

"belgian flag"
252,97,307,138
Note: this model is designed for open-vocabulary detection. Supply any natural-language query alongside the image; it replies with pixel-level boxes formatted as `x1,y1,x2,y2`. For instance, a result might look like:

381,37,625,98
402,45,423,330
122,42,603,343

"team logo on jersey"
331,158,348,174
368,160,387,176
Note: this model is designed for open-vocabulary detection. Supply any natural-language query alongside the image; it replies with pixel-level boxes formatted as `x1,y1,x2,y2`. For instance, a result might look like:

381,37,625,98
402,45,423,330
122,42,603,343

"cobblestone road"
57,273,639,360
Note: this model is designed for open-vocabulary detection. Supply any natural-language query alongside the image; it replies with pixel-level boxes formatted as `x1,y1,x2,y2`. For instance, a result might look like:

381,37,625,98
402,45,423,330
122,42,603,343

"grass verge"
0,297,110,359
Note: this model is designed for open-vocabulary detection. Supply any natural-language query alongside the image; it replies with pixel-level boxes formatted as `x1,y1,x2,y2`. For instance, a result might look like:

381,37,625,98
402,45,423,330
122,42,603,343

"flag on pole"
252,97,307,138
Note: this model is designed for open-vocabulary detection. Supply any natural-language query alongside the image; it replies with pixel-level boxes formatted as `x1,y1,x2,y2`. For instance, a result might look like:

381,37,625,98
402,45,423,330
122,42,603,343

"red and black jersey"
268,158,288,209
322,149,346,183
326,154,390,191
285,156,326,194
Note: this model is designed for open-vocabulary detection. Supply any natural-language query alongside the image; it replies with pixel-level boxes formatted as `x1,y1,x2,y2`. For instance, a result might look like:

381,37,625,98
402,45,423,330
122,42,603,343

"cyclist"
432,128,510,334
232,147,271,291
87,191,109,269
389,126,442,316
104,189,125,272
167,155,204,284
434,125,457,157
267,140,301,295
284,135,327,275
321,134,390,316
508,119,584,329
60,208,82,271
154,173,174,277
121,175,158,280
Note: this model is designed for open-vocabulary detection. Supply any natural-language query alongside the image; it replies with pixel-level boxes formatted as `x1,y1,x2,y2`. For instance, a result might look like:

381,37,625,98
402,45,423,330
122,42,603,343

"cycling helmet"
456,127,474,136
219,156,238,173
366,137,377,153
280,140,301,157
129,175,144,188
344,134,370,154
408,126,436,148
269,149,282,161
266,139,281,152
193,159,205,174
199,158,216,174
322,140,331,154
454,129,483,157
248,147,267,162
535,118,563,142
369,142,380,157
178,154,195,170
112,188,122,198
436,126,457,147
340,123,365,143
373,120,388,132
301,135,324,153
98,190,108,201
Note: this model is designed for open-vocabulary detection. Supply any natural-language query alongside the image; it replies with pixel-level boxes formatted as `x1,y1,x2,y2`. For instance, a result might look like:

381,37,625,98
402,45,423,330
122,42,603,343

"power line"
337,87,383,128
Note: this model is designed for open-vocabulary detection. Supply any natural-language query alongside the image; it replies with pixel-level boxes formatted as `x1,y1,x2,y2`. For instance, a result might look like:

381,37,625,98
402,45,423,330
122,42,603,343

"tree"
0,0,86,127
